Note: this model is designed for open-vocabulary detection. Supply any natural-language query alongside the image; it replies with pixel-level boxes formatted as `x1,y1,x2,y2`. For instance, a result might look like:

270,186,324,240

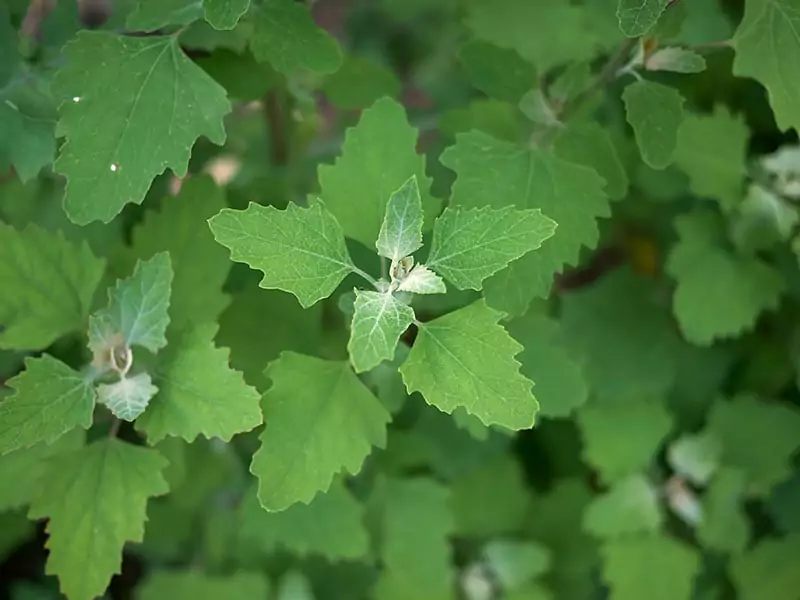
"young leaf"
601,535,700,600
440,131,609,303
54,32,230,224
0,356,95,455
666,210,784,344
646,47,706,73
399,300,537,430
209,201,355,308
204,0,250,30
238,479,369,560
427,206,557,290
28,439,169,600
126,0,203,31
139,571,270,600
673,106,749,211
89,252,173,356
250,0,342,75
622,79,685,169
318,97,439,248
348,291,415,374
135,324,262,443
97,372,159,422
583,475,663,539
0,223,104,350
396,264,447,294
130,175,231,332
483,540,551,590
617,0,670,37
251,352,390,511
376,176,424,262
732,0,800,133
667,431,721,486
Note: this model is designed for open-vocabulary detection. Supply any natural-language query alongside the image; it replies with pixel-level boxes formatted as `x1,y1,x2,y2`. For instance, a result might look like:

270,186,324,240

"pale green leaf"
0,356,95,455
458,39,537,104
97,372,158,422
322,55,402,110
29,439,169,600
617,0,669,37
89,252,173,355
427,206,557,291
251,352,389,510
276,571,314,600
440,131,609,303
400,300,537,430
507,312,588,419
484,540,551,589
730,534,800,600
732,0,800,133
138,570,269,600
0,429,84,511
622,80,685,169
0,223,104,350
583,475,663,539
396,264,447,294
377,176,424,262
731,184,798,252
209,201,354,308
126,0,203,31
375,477,454,600
667,431,721,486
136,324,262,442
130,175,231,332
674,106,749,210
553,121,629,200
666,210,785,344
577,397,673,483
54,32,230,224
698,468,749,554
318,97,440,248
238,479,369,560
204,0,249,30
646,47,707,73
601,535,700,600
348,291,415,374
250,0,342,75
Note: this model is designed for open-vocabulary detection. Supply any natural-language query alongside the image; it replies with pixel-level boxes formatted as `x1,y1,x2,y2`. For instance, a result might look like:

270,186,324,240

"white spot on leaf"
72,96,81,103
110,163,119,172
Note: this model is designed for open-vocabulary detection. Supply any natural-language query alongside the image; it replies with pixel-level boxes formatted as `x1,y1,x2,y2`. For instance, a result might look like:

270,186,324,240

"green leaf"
29,439,169,600
136,324,262,442
318,97,440,248
484,540,551,590
577,397,673,483
698,468,749,554
667,431,722,485
440,131,609,303
0,356,95,455
507,312,588,419
130,175,231,332
377,176,424,261
251,352,389,511
54,32,230,224
348,291,415,374
0,429,84,511
323,55,402,110
601,535,700,600
238,479,369,560
209,201,354,308
617,0,669,37
673,106,749,210
396,264,447,294
0,223,104,350
730,534,800,600
583,475,663,539
126,0,203,31
250,0,342,75
138,570,270,600
768,472,800,534
89,252,173,356
400,300,537,430
553,121,629,200
375,477,454,600
705,395,800,493
622,80,685,169
732,0,800,133
732,184,798,252
427,206,557,291
97,372,159,421
458,39,537,104
204,0,250,30
645,47,707,73
0,93,57,183
666,210,785,344
0,510,33,564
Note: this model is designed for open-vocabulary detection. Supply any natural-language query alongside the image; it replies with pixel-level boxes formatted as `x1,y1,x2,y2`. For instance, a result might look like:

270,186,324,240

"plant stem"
264,90,290,167
351,265,379,289
108,417,121,438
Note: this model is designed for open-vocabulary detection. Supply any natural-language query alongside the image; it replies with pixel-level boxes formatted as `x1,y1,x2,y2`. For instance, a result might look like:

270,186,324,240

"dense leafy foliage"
1,1,800,599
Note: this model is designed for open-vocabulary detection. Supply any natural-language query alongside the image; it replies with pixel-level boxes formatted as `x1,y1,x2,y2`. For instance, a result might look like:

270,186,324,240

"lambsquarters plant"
1,0,800,599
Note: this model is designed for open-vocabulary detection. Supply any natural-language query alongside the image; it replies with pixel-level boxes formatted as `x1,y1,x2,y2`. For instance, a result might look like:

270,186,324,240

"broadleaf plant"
1,1,800,599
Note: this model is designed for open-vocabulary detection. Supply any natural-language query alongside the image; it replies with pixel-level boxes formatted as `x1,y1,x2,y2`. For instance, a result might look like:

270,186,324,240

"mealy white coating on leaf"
97,373,158,422
348,290,415,373
376,175,424,262
396,264,446,294
646,47,707,73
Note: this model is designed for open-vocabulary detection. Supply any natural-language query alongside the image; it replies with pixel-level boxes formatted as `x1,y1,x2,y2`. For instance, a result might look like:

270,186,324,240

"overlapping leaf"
623,80,685,169
349,291,415,374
